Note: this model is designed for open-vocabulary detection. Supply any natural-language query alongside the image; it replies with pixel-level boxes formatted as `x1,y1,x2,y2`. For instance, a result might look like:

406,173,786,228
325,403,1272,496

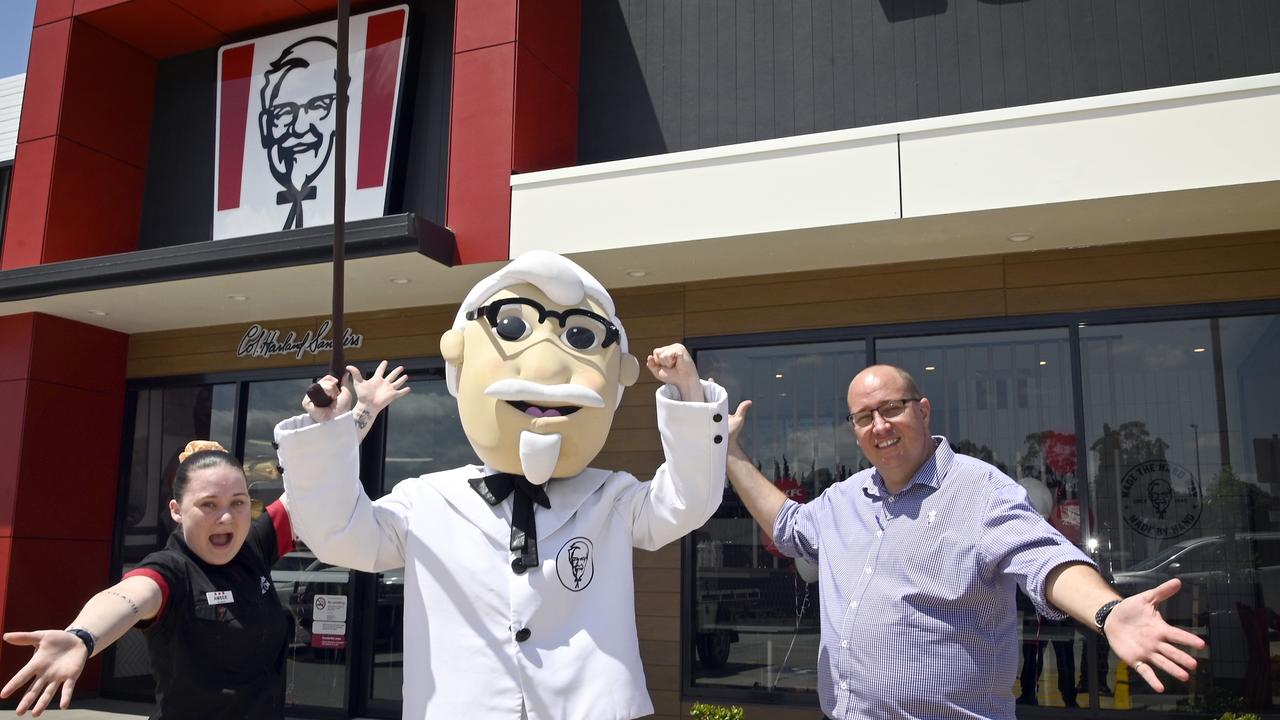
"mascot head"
441,251,641,484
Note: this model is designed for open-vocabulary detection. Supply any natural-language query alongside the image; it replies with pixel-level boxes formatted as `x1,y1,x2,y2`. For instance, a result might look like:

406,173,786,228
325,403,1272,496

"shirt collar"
869,435,953,496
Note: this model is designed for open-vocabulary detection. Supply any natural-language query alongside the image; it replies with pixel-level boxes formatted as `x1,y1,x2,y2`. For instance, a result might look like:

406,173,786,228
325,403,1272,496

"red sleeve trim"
267,500,295,558
123,568,170,622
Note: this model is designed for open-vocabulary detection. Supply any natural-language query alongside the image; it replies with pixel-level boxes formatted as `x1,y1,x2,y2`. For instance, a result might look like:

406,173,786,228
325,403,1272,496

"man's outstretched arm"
1045,564,1205,693
725,401,788,541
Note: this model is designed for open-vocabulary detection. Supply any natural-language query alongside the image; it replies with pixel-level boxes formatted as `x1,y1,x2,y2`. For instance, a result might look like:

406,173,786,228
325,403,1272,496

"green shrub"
1218,713,1261,720
690,701,745,720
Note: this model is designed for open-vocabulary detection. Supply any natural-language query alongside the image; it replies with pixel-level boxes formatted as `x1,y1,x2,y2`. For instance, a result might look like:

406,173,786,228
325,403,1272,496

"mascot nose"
518,337,578,383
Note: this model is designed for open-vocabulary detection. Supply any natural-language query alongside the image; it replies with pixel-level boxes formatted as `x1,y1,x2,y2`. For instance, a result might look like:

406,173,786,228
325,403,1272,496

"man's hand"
1103,578,1206,692
727,400,753,459
302,374,352,423
350,361,411,436
1,630,89,716
646,344,703,402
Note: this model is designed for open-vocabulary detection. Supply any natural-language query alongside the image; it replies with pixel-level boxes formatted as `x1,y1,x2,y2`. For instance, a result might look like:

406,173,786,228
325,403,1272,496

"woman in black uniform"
1,362,408,718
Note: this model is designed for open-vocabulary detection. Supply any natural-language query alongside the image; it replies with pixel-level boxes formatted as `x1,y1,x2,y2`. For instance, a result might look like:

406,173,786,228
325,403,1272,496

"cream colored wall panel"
511,134,900,256
901,75,1280,218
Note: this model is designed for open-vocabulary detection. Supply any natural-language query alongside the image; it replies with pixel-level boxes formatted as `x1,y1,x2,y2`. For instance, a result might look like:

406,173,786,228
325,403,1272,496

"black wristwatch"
1093,599,1122,633
64,626,96,657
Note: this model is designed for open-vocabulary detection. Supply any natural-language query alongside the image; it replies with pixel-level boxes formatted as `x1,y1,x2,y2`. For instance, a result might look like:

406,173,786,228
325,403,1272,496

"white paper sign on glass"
212,5,410,240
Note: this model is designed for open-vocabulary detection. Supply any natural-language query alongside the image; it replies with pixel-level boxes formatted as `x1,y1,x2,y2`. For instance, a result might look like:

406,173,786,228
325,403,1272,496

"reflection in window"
878,328,1082,709
112,384,236,694
1083,315,1280,714
370,378,470,703
689,342,866,695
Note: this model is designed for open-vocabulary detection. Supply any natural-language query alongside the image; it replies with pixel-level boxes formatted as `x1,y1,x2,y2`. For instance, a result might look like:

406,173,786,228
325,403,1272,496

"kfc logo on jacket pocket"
556,537,594,591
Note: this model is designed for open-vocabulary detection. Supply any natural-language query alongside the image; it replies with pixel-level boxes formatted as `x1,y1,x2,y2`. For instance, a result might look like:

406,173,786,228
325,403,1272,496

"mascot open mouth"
507,401,581,418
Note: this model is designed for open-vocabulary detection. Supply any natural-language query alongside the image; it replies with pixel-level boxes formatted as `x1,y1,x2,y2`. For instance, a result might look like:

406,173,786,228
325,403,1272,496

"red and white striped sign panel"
213,5,409,240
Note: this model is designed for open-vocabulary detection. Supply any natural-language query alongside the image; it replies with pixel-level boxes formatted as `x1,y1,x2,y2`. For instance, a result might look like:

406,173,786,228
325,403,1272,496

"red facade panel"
454,0,517,53
0,383,29,538
215,43,255,211
72,0,131,14
446,43,516,265
61,20,156,168
0,538,112,690
512,44,576,174
43,139,147,263
515,0,580,91
29,314,129,393
0,316,35,381
0,138,56,270
17,20,70,144
34,0,73,26
167,0,314,36
13,381,124,542
78,0,229,60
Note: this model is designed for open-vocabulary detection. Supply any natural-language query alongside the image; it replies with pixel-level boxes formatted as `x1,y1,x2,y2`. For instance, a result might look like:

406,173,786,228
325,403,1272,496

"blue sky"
1,0,38,77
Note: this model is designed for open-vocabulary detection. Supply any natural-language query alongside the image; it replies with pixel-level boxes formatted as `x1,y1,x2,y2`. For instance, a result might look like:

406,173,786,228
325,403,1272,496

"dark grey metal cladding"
578,0,1280,164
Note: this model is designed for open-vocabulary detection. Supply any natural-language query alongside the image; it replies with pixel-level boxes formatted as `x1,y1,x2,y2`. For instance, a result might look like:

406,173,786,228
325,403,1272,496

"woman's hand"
1,630,90,716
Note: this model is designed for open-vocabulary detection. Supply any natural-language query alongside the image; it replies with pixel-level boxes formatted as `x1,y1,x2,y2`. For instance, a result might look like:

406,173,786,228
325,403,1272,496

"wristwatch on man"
1093,599,1123,633
64,626,96,657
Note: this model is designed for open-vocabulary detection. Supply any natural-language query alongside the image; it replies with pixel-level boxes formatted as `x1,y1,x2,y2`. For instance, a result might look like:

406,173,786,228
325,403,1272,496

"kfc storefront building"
2,1,1280,718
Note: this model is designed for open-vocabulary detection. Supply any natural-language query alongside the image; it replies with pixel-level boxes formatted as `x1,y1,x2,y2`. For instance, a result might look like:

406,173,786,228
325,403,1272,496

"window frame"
681,297,1280,711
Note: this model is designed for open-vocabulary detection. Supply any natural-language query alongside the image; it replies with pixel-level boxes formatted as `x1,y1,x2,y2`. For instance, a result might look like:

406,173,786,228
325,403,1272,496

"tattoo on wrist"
107,590,140,615
354,407,372,430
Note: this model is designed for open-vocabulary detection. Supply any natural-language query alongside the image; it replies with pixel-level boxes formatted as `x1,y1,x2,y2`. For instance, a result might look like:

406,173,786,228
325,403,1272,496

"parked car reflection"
1111,532,1280,624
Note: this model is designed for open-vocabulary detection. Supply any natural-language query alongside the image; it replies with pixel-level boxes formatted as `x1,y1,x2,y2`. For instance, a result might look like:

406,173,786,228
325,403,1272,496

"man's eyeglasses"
846,398,920,428
466,297,620,352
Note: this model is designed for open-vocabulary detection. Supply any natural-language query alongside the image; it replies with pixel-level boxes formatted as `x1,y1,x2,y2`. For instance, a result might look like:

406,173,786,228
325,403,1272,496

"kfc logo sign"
213,6,408,240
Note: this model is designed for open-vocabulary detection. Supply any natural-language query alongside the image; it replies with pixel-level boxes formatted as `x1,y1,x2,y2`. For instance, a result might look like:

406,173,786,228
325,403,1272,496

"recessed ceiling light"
389,278,411,285
1039,360,1048,366
88,310,108,316
227,294,248,301
1193,347,1206,353
778,392,787,397
626,270,647,278
775,373,783,379
1007,233,1034,243
925,366,936,371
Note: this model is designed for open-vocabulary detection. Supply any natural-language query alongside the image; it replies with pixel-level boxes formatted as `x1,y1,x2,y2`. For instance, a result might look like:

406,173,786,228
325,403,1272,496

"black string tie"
469,472,551,571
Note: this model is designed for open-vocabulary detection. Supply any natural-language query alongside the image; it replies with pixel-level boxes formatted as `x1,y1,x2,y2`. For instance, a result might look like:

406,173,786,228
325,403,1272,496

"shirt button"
515,628,532,642
850,601,858,609
713,413,723,422
511,558,527,575
840,680,849,690
876,530,883,538
713,435,723,444
864,566,872,574
841,640,849,648
886,495,895,503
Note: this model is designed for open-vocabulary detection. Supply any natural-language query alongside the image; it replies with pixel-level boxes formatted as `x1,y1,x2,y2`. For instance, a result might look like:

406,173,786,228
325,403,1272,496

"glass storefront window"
112,384,237,694
690,341,866,696
369,377,470,704
878,328,1082,709
1082,315,1280,714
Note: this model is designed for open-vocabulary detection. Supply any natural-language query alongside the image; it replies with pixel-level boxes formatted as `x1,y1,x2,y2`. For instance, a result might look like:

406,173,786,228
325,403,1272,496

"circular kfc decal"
1120,459,1201,540
556,537,594,592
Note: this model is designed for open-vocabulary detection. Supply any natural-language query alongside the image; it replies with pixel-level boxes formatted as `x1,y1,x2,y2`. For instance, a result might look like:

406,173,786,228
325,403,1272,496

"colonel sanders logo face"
257,37,339,230
556,537,594,591
1120,459,1201,539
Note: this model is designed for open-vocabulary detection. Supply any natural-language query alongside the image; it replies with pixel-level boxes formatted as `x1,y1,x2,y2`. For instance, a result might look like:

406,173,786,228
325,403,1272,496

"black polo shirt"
125,502,295,720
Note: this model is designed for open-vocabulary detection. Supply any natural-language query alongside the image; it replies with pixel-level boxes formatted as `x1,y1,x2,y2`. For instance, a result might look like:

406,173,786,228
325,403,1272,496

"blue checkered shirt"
773,436,1093,719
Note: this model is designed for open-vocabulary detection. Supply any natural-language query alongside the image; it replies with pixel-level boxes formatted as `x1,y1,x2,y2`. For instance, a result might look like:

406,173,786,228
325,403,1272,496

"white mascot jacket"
274,380,728,719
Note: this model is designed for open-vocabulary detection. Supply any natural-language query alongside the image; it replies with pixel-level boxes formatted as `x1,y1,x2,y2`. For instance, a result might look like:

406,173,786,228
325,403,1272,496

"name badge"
207,591,234,605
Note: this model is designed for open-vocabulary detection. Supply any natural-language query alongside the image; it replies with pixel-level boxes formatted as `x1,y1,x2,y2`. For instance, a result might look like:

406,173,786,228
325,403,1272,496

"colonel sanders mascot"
274,251,729,719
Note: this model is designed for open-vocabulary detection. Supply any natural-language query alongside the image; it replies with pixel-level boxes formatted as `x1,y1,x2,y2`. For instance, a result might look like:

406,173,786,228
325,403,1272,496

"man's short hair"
260,37,337,111
446,251,629,397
